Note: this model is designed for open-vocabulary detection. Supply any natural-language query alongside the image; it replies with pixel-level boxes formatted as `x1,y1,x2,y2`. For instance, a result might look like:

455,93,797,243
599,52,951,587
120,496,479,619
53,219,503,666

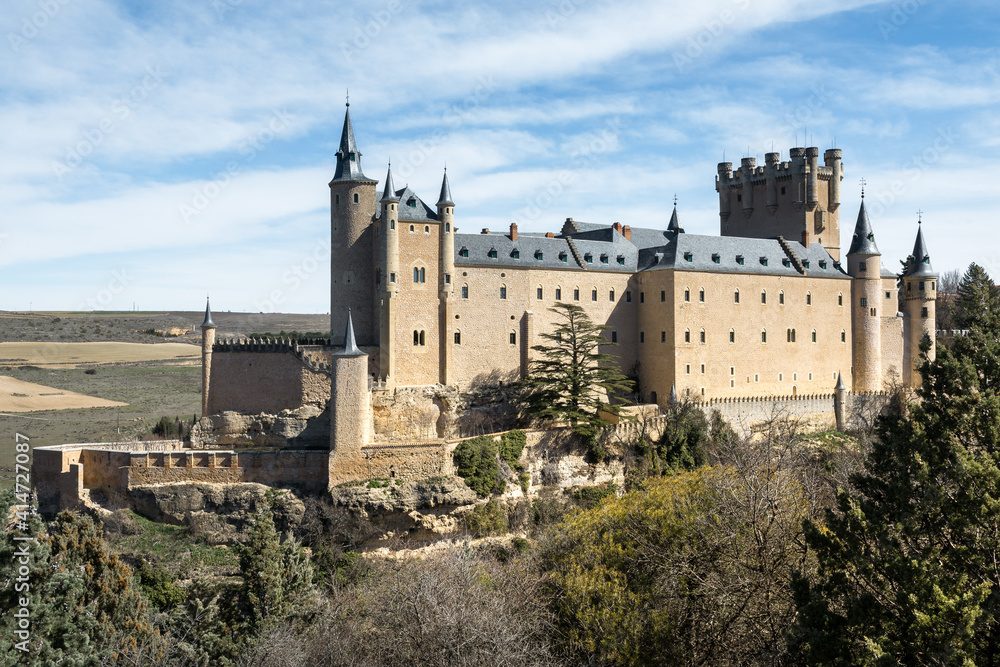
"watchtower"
846,198,883,392
200,298,215,417
330,102,378,347
902,220,937,387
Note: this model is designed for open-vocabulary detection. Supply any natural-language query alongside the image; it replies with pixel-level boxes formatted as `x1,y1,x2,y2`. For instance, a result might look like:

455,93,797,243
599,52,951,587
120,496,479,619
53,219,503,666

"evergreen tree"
521,303,633,458
793,263,1000,665
237,497,313,635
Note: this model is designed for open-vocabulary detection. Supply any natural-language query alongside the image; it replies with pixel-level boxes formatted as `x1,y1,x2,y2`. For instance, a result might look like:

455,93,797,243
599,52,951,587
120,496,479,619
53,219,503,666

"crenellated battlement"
213,337,334,374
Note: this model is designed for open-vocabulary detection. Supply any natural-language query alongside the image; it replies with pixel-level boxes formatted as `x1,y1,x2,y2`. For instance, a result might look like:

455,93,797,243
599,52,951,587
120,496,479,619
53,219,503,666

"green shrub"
499,429,527,468
519,472,531,494
453,435,503,496
137,560,185,610
569,483,617,509
465,500,509,537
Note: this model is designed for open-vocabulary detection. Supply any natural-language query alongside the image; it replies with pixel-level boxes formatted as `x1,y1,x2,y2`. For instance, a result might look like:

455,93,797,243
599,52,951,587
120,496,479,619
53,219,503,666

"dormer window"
559,252,567,263
617,255,625,265
535,250,544,260
488,248,498,259
459,247,469,258
803,260,810,269
600,254,609,264
736,255,744,265
712,253,720,264
407,198,417,207
819,260,827,269
760,257,768,266
584,253,593,263
511,249,520,259
683,252,693,262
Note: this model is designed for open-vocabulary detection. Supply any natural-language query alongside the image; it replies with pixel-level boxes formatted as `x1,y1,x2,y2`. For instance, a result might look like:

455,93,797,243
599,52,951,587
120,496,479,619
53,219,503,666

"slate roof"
638,233,849,279
201,299,215,328
847,200,880,256
331,105,376,183
395,186,439,222
454,230,639,272
437,170,454,207
380,165,399,203
904,224,936,277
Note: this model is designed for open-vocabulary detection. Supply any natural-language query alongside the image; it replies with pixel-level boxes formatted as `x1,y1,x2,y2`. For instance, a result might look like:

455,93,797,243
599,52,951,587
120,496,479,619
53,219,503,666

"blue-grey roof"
330,105,376,183
201,299,215,328
334,310,365,357
437,170,454,207
454,229,639,272
667,206,683,233
639,233,848,279
904,224,936,277
396,186,439,222
380,165,399,203
847,200,880,256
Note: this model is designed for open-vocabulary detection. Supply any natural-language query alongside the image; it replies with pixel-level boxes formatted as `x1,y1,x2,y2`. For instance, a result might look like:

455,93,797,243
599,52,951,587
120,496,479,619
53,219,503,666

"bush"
569,483,618,509
137,560,185,610
465,500,509,537
499,429,527,468
453,435,503,496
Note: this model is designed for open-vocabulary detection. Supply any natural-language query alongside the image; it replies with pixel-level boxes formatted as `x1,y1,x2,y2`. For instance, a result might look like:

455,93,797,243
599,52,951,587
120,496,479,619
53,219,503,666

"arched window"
390,220,395,229
354,193,359,203
700,328,706,344
445,223,450,232
454,330,461,345
461,284,469,299
537,285,543,300
609,289,615,301
573,287,580,301
409,225,415,232
684,288,690,302
779,290,785,305
413,267,419,282
699,288,705,303
762,329,767,343
806,291,812,306
592,288,598,302
729,328,735,343
811,329,817,343
650,391,658,405
838,292,843,306
509,331,517,345
555,286,562,301
841,329,846,343
413,267,425,283
734,289,740,304
761,290,767,304
419,330,425,346
424,225,430,233
684,329,691,344
500,285,507,300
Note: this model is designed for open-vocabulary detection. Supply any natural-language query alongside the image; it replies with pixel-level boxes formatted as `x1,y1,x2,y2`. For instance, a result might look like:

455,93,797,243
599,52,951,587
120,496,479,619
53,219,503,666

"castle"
34,104,939,514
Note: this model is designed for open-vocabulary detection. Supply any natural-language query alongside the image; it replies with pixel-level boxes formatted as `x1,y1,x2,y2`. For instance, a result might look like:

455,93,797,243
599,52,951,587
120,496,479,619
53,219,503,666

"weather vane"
916,209,923,223
860,177,867,199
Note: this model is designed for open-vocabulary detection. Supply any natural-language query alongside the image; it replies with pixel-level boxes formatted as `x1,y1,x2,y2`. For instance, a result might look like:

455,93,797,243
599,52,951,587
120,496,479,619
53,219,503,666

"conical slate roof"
380,164,399,203
335,310,365,357
667,205,683,233
847,200,880,256
331,104,374,183
835,372,846,391
436,169,454,207
905,223,936,277
200,298,215,329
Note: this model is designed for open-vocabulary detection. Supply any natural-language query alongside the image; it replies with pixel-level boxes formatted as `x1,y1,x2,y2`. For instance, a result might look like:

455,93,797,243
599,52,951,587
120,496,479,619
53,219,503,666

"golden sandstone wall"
637,270,854,402
394,219,446,386
207,352,329,414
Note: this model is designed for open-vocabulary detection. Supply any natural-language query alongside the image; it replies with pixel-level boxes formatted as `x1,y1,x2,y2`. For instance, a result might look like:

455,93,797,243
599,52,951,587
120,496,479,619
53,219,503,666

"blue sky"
2,0,998,312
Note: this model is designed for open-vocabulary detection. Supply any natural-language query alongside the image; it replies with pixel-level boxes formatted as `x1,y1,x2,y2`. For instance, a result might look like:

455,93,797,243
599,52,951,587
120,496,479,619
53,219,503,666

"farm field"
0,310,330,490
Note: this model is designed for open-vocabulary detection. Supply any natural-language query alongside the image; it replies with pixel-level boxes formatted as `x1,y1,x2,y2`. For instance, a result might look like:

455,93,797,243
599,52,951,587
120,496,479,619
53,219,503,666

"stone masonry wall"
208,351,328,414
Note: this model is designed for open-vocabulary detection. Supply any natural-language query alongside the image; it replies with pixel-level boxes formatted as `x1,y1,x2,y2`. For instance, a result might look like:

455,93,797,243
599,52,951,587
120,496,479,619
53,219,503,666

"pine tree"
521,303,634,458
792,263,1000,665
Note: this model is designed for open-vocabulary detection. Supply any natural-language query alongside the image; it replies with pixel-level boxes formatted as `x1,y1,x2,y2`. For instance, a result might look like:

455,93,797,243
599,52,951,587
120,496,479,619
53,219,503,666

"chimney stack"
802,230,810,247
510,222,518,241
622,225,632,242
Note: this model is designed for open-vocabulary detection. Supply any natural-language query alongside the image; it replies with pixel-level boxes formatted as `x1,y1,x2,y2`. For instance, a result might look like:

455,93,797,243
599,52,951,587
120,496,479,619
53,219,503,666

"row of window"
638,328,849,344
678,287,823,306
680,365,821,383
460,285,623,302
414,330,518,346
679,250,831,271
459,247,627,265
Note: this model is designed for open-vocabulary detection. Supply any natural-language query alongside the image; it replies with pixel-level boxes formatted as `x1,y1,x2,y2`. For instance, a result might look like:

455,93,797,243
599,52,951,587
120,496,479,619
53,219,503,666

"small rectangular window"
626,291,632,303
609,289,615,301
701,364,705,375
592,289,597,302
461,285,468,299
922,307,929,318
611,331,617,343
640,292,645,303
660,290,665,302
661,331,666,343
454,332,461,344
919,281,925,291
555,288,562,300
537,287,543,300
574,288,580,301
859,261,867,271
509,332,517,345
500,286,507,300
860,297,867,307
686,364,691,375
640,332,645,343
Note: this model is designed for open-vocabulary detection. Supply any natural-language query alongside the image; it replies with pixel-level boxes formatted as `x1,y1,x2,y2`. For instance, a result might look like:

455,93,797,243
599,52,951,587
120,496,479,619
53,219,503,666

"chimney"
622,225,632,242
801,230,810,247
510,222,518,241
481,228,490,235
545,232,555,238
613,222,622,234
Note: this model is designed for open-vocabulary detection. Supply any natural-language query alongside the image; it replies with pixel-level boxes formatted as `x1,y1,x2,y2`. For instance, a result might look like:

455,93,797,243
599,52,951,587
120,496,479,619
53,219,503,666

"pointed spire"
667,199,683,233
835,372,846,392
847,199,880,256
200,297,215,329
905,219,936,276
336,309,364,356
380,162,399,203
331,103,372,182
669,383,678,405
436,168,454,207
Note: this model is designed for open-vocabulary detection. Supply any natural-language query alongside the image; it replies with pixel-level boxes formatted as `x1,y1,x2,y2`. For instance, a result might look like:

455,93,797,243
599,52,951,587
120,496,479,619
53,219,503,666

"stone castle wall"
207,343,330,415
